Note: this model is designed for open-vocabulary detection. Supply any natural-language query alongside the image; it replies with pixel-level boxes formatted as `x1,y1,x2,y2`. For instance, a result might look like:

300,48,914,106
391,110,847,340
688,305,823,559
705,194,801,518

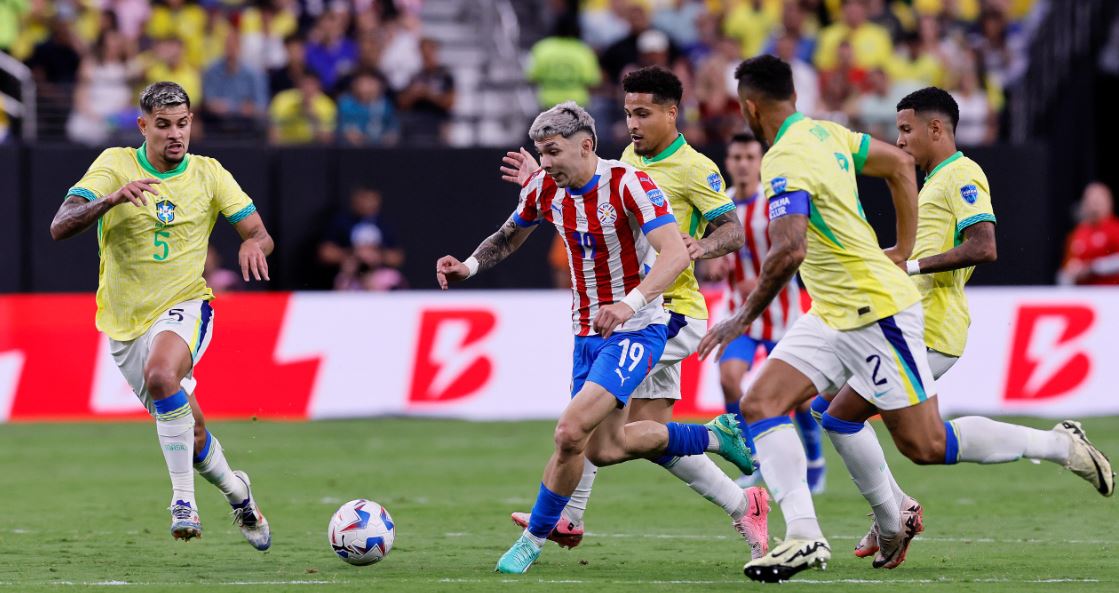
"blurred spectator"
818,38,866,123
305,11,357,94
950,58,993,145
653,0,706,48
205,245,241,293
723,0,779,60
762,1,817,64
240,0,298,72
581,0,631,52
0,95,8,144
269,72,336,144
145,37,202,106
694,36,740,144
867,0,903,42
145,0,207,69
379,13,421,91
334,34,387,97
67,30,141,145
202,33,268,136
888,28,947,89
338,70,399,146
814,0,893,71
774,31,819,116
970,7,1024,90
601,4,679,84
0,0,28,54
108,0,152,44
682,10,721,66
26,17,82,88
318,185,406,291
849,68,895,140
527,13,601,108
269,33,308,96
397,38,454,145
1059,183,1119,286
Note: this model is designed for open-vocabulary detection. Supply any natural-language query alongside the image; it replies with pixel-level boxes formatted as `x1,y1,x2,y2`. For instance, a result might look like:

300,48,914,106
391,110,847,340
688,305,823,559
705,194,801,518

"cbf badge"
707,172,722,192
156,200,177,224
960,184,978,204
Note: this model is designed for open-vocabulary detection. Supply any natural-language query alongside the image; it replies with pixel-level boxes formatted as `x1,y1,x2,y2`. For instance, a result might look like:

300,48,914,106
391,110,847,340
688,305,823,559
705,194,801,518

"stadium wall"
9,143,1050,292
0,287,1115,423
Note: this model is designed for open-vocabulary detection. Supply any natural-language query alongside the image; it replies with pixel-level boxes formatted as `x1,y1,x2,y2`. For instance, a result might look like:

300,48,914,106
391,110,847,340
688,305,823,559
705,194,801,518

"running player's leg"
719,334,758,451
794,398,826,494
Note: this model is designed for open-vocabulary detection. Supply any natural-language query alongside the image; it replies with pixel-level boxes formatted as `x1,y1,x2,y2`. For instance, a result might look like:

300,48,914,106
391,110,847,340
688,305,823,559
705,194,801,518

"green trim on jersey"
67,187,98,202
704,202,735,220
953,212,998,246
688,206,702,236
808,198,843,248
772,112,806,146
924,151,963,182
853,134,871,173
136,143,190,179
641,133,687,164
226,203,257,224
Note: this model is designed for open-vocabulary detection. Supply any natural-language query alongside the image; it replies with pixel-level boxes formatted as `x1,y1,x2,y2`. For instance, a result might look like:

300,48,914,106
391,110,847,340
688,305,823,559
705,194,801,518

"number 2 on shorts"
866,354,888,386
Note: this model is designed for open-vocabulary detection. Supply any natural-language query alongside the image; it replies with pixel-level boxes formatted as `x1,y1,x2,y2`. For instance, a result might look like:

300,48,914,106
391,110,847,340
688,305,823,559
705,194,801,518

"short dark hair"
622,66,684,106
734,55,795,101
729,132,761,148
896,86,959,132
139,81,190,113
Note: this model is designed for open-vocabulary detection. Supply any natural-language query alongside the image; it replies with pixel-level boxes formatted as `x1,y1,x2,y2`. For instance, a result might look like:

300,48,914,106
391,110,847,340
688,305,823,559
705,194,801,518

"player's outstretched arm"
436,217,536,289
697,213,807,360
910,221,996,274
685,211,745,260
498,148,540,186
859,137,918,263
232,212,274,282
593,223,689,338
49,178,161,241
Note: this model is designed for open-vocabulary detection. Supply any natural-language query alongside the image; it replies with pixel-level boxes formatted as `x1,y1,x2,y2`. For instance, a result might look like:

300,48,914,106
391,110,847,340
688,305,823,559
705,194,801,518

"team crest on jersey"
707,172,722,192
647,188,666,207
597,202,618,225
960,184,979,204
155,200,177,224
771,177,788,194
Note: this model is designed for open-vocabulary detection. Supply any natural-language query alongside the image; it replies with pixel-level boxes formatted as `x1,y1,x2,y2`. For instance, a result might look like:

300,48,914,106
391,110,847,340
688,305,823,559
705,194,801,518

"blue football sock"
664,422,710,456
795,407,824,461
527,483,571,539
725,401,754,455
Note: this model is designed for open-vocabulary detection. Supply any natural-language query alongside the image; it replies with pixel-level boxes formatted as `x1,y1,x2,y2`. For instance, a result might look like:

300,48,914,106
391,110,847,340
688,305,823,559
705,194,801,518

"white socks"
826,423,901,537
155,407,196,508
665,454,749,520
952,417,1071,464
193,431,249,505
755,424,822,539
561,458,598,526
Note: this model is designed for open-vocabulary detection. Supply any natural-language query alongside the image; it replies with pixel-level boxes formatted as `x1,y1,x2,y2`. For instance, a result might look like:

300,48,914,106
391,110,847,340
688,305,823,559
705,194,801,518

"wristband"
906,260,921,276
464,256,480,278
620,288,648,313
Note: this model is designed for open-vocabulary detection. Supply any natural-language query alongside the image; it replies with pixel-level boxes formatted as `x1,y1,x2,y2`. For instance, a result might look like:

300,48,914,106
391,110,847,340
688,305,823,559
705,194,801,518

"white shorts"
769,304,938,411
109,300,215,416
630,312,704,400
927,349,959,380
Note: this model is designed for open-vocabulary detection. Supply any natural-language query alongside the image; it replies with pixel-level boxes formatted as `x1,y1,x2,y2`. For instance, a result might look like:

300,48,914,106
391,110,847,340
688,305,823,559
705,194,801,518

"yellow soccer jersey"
622,133,733,320
912,151,996,357
763,113,920,330
67,144,256,341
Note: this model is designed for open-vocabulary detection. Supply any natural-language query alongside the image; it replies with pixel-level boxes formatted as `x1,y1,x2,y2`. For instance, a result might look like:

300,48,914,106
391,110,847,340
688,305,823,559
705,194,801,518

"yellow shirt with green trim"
622,133,733,320
763,113,920,330
67,144,256,341
912,151,996,357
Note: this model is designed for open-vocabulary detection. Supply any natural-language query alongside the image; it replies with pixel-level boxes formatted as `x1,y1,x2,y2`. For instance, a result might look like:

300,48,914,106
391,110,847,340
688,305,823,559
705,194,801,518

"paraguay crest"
597,202,618,225
156,200,177,224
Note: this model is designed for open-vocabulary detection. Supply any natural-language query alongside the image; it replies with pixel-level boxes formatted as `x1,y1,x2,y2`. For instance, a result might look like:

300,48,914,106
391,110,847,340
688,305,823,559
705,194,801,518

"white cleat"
231,470,271,551
1055,421,1115,497
170,500,202,541
743,538,830,583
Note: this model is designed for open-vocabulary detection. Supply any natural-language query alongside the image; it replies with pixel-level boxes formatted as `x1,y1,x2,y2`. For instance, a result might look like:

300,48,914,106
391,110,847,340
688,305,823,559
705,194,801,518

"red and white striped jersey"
726,186,805,341
514,158,676,336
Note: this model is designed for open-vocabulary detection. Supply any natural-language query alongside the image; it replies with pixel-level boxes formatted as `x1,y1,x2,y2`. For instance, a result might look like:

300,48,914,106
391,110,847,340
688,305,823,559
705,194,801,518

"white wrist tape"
906,260,921,276
620,288,648,313
463,256,480,278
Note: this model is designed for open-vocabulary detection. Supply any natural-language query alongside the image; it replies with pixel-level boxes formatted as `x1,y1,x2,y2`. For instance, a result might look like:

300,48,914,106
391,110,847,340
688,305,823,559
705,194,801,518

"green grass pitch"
1,417,1116,592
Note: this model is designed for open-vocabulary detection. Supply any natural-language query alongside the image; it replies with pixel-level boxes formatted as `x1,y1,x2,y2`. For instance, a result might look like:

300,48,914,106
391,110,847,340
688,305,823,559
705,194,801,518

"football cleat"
495,534,542,574
807,458,827,494
743,538,830,583
706,414,756,475
510,512,583,549
734,487,770,560
170,500,202,541
872,496,924,569
854,516,879,558
1055,421,1115,497
231,470,271,551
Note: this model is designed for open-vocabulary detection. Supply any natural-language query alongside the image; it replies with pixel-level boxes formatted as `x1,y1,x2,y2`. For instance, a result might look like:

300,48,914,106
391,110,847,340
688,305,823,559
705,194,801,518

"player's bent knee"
144,366,181,399
553,422,588,456
741,390,784,422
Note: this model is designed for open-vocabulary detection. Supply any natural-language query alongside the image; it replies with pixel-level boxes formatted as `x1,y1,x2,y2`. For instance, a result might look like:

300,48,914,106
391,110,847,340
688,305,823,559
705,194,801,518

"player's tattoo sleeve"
49,196,115,241
916,221,997,274
733,215,806,328
470,218,534,273
698,211,745,258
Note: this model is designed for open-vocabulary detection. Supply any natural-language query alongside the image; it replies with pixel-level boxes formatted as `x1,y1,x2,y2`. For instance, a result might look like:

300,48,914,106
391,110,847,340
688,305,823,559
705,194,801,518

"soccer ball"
328,499,396,566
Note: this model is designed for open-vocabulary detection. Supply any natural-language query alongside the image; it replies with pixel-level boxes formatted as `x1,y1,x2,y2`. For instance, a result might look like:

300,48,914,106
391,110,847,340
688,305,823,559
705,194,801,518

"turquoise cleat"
495,534,543,574
706,413,756,475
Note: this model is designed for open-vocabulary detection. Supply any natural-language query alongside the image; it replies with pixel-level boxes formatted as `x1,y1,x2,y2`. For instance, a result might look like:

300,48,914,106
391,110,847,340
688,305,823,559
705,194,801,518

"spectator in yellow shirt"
269,72,336,144
145,0,208,68
814,0,893,71
145,37,202,107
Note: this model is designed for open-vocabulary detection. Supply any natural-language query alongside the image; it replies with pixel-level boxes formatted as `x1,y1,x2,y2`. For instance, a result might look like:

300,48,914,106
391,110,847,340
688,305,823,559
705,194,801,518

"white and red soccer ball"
328,499,396,566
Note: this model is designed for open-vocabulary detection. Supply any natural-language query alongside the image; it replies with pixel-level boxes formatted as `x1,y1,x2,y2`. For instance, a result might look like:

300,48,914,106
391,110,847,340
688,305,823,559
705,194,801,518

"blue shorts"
571,324,668,406
719,334,778,364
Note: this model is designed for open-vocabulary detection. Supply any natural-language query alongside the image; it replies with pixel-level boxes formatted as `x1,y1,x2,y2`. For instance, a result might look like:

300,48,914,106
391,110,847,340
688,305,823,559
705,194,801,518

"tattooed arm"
435,217,537,289
50,178,162,240
683,210,745,260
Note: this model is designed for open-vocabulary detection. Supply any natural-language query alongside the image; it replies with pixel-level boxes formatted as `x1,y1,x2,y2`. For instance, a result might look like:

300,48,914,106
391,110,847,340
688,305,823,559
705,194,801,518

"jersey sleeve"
66,148,125,202
622,169,676,235
845,127,871,174
688,161,734,221
511,173,543,227
949,168,996,236
211,161,257,224
762,148,814,220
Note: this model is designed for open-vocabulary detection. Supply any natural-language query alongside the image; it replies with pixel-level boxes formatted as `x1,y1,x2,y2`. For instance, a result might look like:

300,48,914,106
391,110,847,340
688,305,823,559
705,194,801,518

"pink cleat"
873,497,924,569
510,512,584,549
734,487,770,560
854,516,879,558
